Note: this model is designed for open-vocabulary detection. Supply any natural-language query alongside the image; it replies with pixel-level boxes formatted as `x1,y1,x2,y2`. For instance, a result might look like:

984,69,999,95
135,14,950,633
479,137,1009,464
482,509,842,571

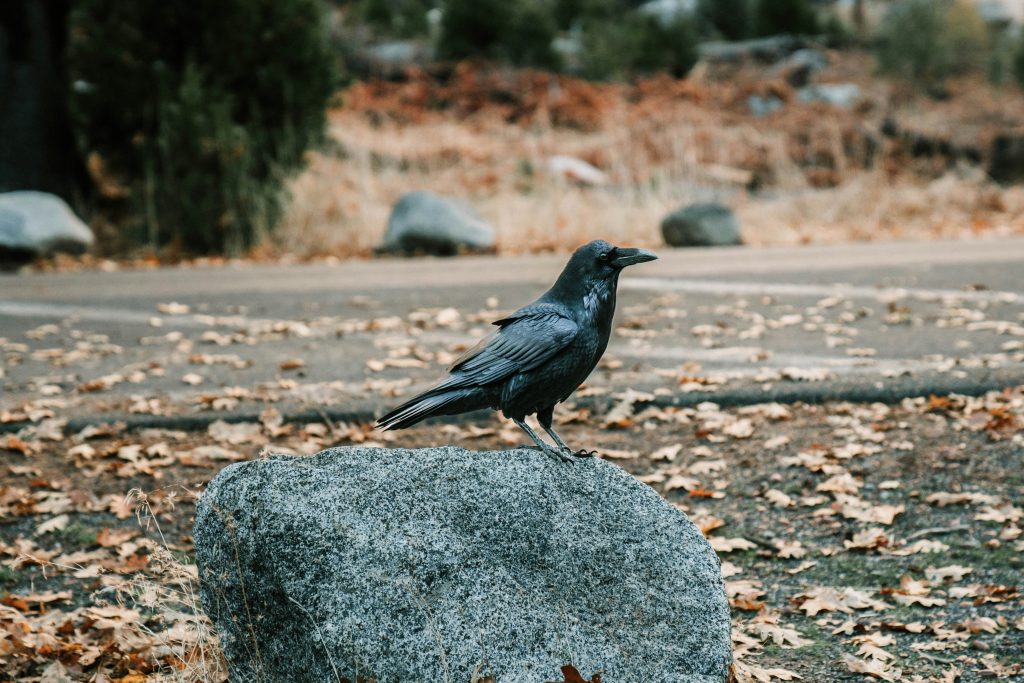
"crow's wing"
441,310,578,390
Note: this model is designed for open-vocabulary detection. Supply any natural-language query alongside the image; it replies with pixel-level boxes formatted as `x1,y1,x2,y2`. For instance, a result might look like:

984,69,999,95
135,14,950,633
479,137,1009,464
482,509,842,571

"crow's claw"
543,447,575,464
573,449,598,458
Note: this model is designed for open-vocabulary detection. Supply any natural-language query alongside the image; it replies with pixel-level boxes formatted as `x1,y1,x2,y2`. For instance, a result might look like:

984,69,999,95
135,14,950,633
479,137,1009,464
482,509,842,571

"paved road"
2,238,1023,429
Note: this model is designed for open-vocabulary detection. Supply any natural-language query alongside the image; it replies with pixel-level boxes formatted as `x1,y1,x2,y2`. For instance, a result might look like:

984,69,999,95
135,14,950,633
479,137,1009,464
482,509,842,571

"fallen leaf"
775,539,806,559
842,654,902,681
208,420,265,445
795,587,889,616
710,537,757,553
745,613,812,648
845,528,890,551
817,472,862,494
764,489,795,508
926,491,1000,507
35,513,70,536
181,372,204,386
157,301,190,315
925,565,973,583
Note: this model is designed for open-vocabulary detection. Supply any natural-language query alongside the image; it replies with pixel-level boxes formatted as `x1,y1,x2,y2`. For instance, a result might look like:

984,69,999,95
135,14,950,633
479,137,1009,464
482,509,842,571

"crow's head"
549,240,658,302
570,240,658,279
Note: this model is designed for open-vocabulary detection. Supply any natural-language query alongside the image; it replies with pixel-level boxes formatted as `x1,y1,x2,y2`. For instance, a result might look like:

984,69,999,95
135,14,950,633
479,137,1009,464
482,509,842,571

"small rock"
638,0,698,27
975,0,1022,27
377,190,495,256
547,155,608,186
698,35,803,63
771,47,828,87
748,94,784,118
552,32,583,72
797,83,861,108
194,446,732,682
361,40,432,78
661,202,742,247
0,191,93,264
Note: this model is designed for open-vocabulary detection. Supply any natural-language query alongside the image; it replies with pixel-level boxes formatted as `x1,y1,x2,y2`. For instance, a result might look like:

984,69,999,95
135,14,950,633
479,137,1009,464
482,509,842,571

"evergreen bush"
753,0,819,37
438,0,560,69
874,0,988,89
68,0,335,255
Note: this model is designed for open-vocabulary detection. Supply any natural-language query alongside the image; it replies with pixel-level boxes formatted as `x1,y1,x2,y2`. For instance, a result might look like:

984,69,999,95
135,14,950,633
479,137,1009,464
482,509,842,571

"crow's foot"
542,446,576,464
572,448,598,458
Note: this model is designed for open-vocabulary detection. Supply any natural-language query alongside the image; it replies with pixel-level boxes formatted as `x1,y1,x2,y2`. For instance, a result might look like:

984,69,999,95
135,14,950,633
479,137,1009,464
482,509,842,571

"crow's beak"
612,247,658,268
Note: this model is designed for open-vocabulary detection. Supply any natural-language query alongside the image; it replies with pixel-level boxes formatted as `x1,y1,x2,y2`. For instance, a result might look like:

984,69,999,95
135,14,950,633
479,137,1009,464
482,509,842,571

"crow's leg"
536,407,595,459
513,417,573,464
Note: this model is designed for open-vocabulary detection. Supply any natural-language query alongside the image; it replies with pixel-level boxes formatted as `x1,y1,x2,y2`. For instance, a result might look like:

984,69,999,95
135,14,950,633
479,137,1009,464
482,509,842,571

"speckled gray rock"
0,191,93,260
661,203,741,247
796,83,861,108
378,191,495,256
194,447,731,683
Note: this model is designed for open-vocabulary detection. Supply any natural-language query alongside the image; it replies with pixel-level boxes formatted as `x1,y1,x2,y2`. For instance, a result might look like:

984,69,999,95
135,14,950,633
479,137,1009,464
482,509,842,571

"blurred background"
2,0,1023,268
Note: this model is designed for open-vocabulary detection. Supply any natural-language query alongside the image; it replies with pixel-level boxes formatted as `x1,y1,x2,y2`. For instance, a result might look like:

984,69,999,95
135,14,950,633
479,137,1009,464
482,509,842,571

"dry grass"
271,54,1024,259
120,489,229,683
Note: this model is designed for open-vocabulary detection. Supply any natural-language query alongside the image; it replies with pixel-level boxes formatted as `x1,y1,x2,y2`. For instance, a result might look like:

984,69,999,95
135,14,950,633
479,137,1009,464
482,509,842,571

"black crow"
376,240,657,461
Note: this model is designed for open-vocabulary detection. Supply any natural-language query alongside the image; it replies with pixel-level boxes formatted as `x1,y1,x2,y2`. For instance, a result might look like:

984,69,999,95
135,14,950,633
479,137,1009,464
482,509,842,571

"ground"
2,240,1024,681
1,392,1022,682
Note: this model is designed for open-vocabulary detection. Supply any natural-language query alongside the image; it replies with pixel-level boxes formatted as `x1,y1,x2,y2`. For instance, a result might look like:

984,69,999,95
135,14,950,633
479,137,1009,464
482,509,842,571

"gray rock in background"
771,48,828,87
361,41,433,78
748,94,784,118
194,446,732,683
378,190,496,256
796,83,861,108
638,0,698,27
0,191,93,262
698,35,802,64
661,203,742,247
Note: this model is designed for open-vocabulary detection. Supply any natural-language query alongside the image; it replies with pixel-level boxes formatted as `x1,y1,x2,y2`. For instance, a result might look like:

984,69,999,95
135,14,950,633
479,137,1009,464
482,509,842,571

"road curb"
4,370,1022,435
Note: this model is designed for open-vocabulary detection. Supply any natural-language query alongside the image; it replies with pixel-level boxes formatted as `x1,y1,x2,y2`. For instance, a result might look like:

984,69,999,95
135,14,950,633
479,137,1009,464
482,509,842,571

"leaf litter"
2,335,1023,682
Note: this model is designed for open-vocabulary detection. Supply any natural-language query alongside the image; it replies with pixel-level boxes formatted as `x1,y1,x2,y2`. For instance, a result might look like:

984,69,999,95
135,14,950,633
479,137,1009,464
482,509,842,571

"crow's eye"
599,251,610,262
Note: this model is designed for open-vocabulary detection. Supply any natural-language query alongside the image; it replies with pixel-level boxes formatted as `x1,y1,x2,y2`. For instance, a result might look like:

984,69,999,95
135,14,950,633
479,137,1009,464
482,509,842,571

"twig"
312,404,349,442
289,595,342,683
918,653,957,664
905,525,971,541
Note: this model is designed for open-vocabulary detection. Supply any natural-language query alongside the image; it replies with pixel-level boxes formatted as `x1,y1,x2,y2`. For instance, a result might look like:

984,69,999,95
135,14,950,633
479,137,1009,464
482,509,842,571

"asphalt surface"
2,238,1023,430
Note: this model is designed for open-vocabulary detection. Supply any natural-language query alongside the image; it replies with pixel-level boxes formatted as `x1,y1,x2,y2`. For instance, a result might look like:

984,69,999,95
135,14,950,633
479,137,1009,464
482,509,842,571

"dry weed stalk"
119,488,229,683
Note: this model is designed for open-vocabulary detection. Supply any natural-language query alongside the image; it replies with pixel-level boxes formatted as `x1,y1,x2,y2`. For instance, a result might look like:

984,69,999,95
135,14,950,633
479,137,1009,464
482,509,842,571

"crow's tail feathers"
376,387,482,431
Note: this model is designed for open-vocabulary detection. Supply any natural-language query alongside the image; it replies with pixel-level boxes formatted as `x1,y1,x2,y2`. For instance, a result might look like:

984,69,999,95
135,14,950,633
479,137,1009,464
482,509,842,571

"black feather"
375,240,657,439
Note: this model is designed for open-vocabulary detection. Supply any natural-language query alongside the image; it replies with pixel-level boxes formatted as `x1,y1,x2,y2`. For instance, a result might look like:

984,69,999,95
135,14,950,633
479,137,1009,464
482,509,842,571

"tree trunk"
0,0,83,201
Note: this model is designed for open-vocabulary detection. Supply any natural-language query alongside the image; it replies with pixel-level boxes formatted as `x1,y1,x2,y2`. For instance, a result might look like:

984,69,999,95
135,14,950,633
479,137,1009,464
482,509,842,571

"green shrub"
354,0,433,38
821,13,852,48
1016,35,1024,87
699,0,752,41
943,1,990,73
984,27,1019,84
874,0,988,89
582,12,699,80
553,0,632,30
753,0,819,36
438,0,560,69
630,14,700,77
68,0,335,255
579,16,633,80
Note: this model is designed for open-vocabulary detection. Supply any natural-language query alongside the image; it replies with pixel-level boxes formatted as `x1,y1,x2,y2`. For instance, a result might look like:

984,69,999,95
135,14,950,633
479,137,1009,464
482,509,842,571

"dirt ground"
53,50,1024,273
267,52,1024,261
2,388,1022,682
